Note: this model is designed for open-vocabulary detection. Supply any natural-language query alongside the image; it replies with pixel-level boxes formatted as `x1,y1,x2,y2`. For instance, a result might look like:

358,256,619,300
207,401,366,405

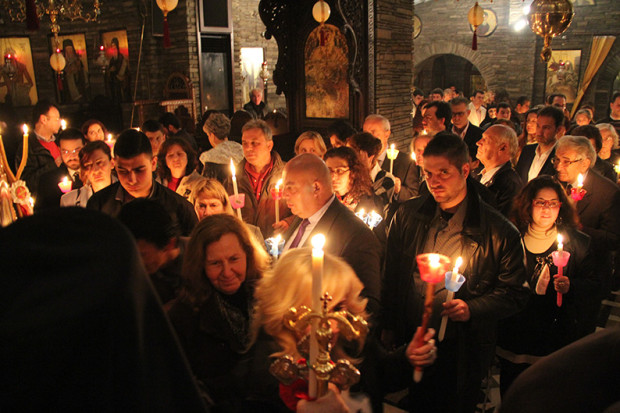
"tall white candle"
230,158,242,219
309,234,326,398
439,257,463,342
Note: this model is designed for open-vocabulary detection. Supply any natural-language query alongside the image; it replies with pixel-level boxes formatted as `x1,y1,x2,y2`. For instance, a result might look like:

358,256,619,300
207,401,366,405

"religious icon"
49,33,90,104
101,30,132,103
0,37,37,107
545,50,581,104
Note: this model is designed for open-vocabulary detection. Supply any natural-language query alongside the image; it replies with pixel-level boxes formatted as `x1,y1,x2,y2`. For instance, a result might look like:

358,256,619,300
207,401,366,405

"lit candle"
439,257,463,342
22,124,29,138
309,234,326,398
557,234,563,252
273,178,283,224
551,233,571,307
615,162,620,174
58,176,72,193
266,234,283,259
60,119,67,130
230,158,242,219
386,143,399,174
105,133,115,151
570,175,586,202
411,151,417,163
577,173,584,188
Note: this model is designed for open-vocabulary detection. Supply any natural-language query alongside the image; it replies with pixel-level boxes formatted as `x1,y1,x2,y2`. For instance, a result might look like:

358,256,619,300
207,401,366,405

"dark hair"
413,88,424,97
159,112,181,129
450,96,470,107
114,129,152,158
547,93,567,105
81,119,108,139
426,101,452,128
497,102,511,111
611,91,620,103
572,125,603,152
431,88,444,97
181,214,269,305
324,146,373,201
537,105,564,128
56,128,86,145
346,132,382,158
516,96,530,106
423,132,469,169
326,120,357,147
79,140,112,168
32,99,59,126
118,199,179,249
157,137,198,182
510,175,579,234
142,119,165,134
472,89,485,98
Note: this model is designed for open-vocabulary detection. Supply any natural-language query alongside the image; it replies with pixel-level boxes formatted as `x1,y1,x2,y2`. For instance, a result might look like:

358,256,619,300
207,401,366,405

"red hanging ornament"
468,2,484,51
156,0,178,48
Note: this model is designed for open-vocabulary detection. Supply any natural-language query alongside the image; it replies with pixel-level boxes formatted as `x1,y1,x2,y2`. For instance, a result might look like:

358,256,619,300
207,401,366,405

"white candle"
309,234,326,399
439,256,463,341
230,158,241,219
557,234,563,252
274,178,282,224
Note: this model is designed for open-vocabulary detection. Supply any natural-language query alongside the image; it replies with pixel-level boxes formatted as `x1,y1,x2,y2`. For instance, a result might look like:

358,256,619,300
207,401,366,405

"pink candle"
551,234,571,307
58,176,72,193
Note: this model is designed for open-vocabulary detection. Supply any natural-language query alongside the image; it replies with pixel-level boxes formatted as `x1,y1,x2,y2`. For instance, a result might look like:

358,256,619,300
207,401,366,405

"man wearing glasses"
516,106,566,183
35,128,85,211
554,134,620,332
450,96,483,167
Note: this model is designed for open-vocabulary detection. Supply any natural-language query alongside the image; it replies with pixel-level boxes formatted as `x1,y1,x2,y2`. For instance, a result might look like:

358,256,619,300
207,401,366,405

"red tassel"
472,30,478,51
163,16,171,48
26,0,39,31
57,73,63,91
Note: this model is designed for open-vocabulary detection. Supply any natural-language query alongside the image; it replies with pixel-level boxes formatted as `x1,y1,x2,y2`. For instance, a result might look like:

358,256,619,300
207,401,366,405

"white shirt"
468,103,486,127
528,144,555,182
370,163,382,181
479,164,503,185
282,194,336,252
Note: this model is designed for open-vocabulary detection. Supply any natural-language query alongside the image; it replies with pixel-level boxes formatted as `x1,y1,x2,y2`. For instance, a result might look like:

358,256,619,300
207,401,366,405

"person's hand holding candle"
406,327,437,368
441,299,470,322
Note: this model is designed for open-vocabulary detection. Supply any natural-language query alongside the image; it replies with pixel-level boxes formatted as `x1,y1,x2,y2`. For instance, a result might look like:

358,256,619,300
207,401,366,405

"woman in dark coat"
167,213,269,410
497,175,600,396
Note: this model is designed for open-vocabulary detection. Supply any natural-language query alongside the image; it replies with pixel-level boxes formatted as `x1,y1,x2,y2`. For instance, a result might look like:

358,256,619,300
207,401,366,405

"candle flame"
411,152,417,161
62,176,69,183
60,119,67,130
276,178,282,190
275,234,282,242
22,124,29,135
311,233,326,251
230,158,236,177
454,256,463,274
107,133,113,142
577,174,584,188
429,253,440,268
390,143,395,150
557,234,563,249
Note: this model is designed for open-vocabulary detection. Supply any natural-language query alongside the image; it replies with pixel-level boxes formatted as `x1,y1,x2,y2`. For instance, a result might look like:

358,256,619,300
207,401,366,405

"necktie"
289,219,310,249
73,172,79,182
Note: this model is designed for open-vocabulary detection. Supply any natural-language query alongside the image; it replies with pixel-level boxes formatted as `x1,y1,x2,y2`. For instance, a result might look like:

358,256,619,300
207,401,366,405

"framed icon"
414,15,422,39
0,37,38,106
470,8,498,38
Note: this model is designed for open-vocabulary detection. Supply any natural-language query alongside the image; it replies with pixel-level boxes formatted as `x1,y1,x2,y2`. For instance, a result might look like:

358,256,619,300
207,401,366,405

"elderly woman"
323,146,383,214
167,214,270,410
497,175,598,396
192,178,264,245
157,137,205,202
596,123,620,168
199,112,243,182
571,125,617,182
294,131,327,157
81,119,108,142
61,140,115,207
346,132,396,208
573,108,593,127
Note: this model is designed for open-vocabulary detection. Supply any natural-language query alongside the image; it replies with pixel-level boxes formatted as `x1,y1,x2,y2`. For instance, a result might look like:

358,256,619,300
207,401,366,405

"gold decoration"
528,0,574,63
312,0,330,24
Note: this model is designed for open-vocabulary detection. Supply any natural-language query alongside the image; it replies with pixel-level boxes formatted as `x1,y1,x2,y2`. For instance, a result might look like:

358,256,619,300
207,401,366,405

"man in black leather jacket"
380,133,528,413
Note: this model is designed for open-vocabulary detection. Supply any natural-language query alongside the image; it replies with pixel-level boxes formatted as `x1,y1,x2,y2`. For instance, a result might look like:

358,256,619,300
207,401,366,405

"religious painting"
413,15,422,39
49,33,89,104
101,30,132,103
545,50,581,104
0,37,37,107
240,47,264,103
200,52,230,112
470,8,498,38
305,24,349,119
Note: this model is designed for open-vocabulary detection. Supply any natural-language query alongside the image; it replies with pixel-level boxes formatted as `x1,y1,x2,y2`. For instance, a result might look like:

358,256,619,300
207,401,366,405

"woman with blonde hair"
294,131,327,157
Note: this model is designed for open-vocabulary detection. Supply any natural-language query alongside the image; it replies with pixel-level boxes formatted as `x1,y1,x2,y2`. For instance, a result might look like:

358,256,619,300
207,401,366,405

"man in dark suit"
450,97,483,165
515,105,566,184
35,128,85,211
554,135,620,297
475,125,523,217
281,153,381,316
363,114,420,201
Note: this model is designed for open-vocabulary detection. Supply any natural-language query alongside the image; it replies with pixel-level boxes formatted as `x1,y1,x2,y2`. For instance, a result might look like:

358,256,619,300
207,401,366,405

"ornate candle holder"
413,253,451,382
570,187,586,202
270,292,369,398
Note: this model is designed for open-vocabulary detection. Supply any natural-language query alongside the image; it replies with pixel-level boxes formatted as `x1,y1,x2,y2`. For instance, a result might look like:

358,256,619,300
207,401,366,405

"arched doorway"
415,54,486,97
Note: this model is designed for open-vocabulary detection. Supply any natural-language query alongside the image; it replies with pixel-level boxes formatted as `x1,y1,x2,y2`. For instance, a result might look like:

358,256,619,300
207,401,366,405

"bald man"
281,153,381,316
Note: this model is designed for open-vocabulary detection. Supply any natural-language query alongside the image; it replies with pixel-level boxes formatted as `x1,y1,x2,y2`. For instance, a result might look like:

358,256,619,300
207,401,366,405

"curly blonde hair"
251,248,368,361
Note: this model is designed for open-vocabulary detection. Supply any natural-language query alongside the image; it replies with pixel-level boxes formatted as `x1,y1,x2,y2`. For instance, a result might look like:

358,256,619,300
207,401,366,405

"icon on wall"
469,8,498,38
414,15,422,39
0,37,37,107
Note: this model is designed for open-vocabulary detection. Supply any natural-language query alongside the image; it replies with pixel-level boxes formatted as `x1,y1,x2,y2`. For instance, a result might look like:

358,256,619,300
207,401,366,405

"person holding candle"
200,112,242,182
157,137,205,203
226,119,291,238
35,128,85,212
87,129,197,236
60,140,115,207
192,178,265,245
167,213,269,410
571,125,617,182
381,133,528,412
363,114,421,200
496,175,598,396
81,119,108,142
15,100,63,195
553,135,620,316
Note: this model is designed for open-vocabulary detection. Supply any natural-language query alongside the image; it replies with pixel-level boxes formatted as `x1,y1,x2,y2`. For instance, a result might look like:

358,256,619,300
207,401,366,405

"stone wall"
374,0,415,148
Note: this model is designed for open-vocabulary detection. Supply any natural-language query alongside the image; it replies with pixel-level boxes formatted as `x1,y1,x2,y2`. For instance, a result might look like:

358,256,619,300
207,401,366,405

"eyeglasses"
551,157,583,167
532,199,562,209
451,111,467,117
328,167,350,176
61,147,83,156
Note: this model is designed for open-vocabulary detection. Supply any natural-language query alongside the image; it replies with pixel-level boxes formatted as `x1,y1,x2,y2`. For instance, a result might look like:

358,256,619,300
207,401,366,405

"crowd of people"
2,87,620,412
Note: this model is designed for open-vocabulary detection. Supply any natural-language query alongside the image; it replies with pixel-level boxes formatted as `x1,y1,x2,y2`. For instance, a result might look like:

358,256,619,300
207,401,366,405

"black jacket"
86,181,197,236
382,180,529,348
515,143,556,184
15,134,58,195
35,164,83,212
479,161,523,217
